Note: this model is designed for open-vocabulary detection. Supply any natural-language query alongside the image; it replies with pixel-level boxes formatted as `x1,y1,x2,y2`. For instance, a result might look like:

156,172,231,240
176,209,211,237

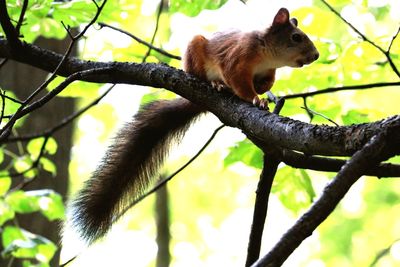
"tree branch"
283,82,400,100
98,22,181,60
142,0,164,62
5,84,114,143
319,0,400,78
0,0,22,51
252,128,400,267
281,149,400,178
0,39,399,157
15,0,28,35
246,154,280,266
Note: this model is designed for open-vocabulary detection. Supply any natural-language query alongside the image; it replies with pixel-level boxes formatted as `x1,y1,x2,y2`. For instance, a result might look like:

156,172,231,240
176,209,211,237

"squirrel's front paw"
252,97,269,110
211,81,227,92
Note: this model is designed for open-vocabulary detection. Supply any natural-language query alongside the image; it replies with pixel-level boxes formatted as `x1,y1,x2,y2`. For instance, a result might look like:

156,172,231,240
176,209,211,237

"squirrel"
68,7,319,244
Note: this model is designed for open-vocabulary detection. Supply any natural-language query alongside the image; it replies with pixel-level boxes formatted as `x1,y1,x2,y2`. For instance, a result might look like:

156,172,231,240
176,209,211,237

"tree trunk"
155,180,171,267
0,37,75,266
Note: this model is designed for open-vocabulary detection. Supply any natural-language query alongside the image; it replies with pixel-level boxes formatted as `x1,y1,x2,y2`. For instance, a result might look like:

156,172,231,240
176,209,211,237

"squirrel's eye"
291,33,302,43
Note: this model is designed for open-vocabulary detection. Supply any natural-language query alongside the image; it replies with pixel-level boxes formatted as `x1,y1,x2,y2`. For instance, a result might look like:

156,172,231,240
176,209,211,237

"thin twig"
5,135,50,187
320,0,400,78
113,124,225,222
302,97,314,121
98,22,181,60
388,26,400,54
59,256,77,267
0,58,8,69
0,0,108,141
6,84,114,143
142,0,164,62
0,66,112,143
2,93,23,104
5,82,112,182
301,106,339,126
15,0,28,35
0,89,5,124
283,81,400,100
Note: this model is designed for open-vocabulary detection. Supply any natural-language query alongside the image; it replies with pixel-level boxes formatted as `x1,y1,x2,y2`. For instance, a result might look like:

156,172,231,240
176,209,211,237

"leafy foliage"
169,0,228,16
0,0,399,266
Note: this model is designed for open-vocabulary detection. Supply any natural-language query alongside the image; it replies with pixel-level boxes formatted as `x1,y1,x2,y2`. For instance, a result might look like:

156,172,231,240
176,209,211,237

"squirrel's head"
265,8,319,68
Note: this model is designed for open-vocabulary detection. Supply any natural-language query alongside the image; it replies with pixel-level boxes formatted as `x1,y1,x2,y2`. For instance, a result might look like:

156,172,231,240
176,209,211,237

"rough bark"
0,39,398,159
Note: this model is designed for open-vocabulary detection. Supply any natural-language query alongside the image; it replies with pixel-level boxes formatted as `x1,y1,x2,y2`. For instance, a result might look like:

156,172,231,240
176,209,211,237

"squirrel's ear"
290,18,298,27
273,8,290,26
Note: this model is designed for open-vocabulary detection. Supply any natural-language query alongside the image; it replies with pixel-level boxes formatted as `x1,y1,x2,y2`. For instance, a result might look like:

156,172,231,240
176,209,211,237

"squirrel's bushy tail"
69,98,204,243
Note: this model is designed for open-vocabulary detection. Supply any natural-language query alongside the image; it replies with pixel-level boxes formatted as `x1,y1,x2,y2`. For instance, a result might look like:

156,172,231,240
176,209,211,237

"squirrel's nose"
313,52,319,61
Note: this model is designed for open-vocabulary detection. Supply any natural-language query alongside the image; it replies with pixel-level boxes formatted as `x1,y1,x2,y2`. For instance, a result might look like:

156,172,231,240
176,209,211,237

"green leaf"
14,156,36,179
1,90,20,117
39,157,57,177
0,178,11,196
37,18,66,40
36,191,65,221
341,110,370,125
45,137,58,155
169,0,228,16
224,139,263,169
51,0,98,27
27,137,58,158
299,169,316,201
27,139,43,158
2,226,25,248
1,226,56,263
272,166,315,213
5,191,40,213
5,190,64,219
0,200,15,226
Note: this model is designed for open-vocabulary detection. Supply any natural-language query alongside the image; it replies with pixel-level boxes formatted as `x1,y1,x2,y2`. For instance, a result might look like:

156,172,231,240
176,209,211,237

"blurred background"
0,0,400,266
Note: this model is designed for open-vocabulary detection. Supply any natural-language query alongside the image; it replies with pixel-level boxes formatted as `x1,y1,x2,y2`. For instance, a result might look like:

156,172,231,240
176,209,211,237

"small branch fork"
252,125,400,267
320,0,400,78
245,94,285,266
3,85,113,188
0,0,108,142
245,92,400,266
0,0,111,191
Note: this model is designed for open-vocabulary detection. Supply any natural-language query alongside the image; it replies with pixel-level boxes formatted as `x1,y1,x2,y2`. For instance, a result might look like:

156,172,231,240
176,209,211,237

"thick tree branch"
281,149,400,178
246,155,280,266
252,128,400,267
0,39,400,157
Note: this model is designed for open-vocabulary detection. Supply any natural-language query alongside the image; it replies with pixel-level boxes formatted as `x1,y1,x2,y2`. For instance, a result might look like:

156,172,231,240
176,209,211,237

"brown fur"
70,99,204,243
183,8,319,108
